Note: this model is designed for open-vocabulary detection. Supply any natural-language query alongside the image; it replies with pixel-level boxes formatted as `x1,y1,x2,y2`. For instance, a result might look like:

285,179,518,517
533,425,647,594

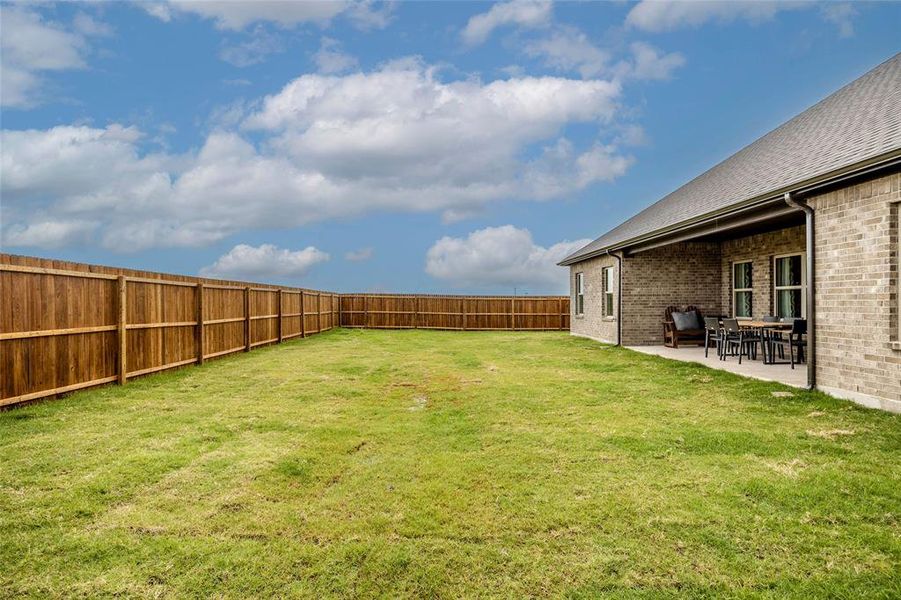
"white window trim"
574,272,584,316
732,260,753,319
773,252,807,319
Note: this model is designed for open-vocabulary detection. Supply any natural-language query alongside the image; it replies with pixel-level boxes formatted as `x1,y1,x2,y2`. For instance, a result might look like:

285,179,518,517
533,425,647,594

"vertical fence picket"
244,287,251,352
196,283,204,365
117,276,127,385
277,289,283,343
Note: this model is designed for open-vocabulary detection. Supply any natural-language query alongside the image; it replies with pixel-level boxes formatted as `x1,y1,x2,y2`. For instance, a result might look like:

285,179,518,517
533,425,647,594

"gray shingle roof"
561,53,901,265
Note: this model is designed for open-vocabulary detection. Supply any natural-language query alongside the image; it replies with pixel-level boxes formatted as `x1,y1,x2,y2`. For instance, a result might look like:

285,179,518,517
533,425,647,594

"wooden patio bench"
663,305,706,348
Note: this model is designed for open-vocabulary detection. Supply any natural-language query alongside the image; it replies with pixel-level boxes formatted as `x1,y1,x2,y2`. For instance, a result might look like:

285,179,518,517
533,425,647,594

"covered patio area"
613,201,813,391
627,344,808,388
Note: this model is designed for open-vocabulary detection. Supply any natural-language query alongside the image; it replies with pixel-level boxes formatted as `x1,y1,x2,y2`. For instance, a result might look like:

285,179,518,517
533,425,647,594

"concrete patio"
627,345,808,388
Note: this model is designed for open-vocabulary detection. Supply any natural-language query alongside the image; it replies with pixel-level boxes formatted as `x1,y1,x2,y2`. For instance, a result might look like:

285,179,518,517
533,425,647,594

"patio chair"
720,318,760,364
663,305,705,348
762,315,785,359
770,319,807,369
703,316,724,358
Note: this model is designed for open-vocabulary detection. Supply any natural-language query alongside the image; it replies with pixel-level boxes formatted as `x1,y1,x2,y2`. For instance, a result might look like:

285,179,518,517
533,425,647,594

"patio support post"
784,192,815,390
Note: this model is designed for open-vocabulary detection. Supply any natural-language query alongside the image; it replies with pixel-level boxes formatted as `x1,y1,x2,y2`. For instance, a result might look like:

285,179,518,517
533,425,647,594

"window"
602,267,615,317
773,253,806,319
732,261,753,318
574,272,584,316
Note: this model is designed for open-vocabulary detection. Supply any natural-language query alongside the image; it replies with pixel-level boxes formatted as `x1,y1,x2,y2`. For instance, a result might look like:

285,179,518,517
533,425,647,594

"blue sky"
1,1,899,294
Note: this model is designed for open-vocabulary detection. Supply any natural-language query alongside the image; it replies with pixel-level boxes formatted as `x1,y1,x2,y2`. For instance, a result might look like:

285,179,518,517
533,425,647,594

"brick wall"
569,255,619,343
720,225,806,319
620,242,722,345
809,171,900,410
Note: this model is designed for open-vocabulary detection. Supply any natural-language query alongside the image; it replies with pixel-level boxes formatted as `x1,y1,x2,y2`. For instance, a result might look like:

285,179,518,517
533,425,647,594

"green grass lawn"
1,330,899,598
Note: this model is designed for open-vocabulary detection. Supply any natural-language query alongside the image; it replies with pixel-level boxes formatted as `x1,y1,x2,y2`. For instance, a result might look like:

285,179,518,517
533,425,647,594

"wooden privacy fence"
1,254,569,408
1,255,338,407
339,294,569,331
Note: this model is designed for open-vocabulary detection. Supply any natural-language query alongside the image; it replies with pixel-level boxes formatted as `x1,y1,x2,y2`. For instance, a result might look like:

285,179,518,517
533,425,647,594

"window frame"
602,267,615,318
574,272,584,316
732,260,753,319
773,252,807,319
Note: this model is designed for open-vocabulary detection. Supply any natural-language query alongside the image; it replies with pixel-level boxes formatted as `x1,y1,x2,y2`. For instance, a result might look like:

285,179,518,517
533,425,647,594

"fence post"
244,286,251,351
117,276,127,384
317,292,322,333
196,283,204,365
277,289,283,343
300,290,305,338
414,296,419,329
510,297,515,330
338,294,342,328
364,295,369,329
461,298,466,331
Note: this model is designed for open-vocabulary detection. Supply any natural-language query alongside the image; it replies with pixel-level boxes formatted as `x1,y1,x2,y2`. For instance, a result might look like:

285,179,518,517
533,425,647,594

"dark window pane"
734,262,752,289
776,255,802,287
735,291,752,318
776,289,803,318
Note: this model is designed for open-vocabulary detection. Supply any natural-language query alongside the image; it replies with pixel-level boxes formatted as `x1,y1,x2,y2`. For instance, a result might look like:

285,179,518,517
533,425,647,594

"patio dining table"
737,320,793,365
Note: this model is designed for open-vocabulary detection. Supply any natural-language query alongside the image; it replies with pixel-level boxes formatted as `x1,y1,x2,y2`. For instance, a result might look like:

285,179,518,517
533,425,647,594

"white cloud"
200,244,329,280
621,42,685,81
520,28,683,82
2,61,632,251
2,220,98,249
425,225,589,292
820,3,856,38
161,1,347,30
625,1,813,32
344,0,396,30
219,27,285,67
462,1,553,46
140,3,173,23
148,0,391,31
0,5,99,108
345,247,374,262
313,37,359,74
523,139,633,198
72,13,114,38
523,25,609,78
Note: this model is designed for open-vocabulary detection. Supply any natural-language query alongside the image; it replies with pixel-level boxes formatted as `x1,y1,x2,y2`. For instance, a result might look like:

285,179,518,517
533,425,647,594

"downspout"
606,249,623,346
784,192,816,390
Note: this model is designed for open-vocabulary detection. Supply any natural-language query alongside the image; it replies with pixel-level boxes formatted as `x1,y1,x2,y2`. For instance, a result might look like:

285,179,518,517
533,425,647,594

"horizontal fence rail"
338,294,569,331
1,254,569,408
0,254,338,407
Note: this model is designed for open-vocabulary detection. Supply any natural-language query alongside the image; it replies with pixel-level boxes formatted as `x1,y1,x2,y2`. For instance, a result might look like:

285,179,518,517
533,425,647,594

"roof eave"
557,148,901,267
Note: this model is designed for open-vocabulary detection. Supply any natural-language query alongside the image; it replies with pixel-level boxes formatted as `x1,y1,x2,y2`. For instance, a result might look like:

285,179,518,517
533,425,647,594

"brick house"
559,54,900,413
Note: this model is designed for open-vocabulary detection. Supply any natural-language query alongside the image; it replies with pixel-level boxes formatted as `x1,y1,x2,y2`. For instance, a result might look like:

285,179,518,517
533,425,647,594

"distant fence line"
339,294,568,331
0,254,569,407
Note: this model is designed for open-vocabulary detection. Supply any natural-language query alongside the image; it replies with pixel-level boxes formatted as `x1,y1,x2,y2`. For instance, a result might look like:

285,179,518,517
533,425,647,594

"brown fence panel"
338,294,569,332
0,254,338,407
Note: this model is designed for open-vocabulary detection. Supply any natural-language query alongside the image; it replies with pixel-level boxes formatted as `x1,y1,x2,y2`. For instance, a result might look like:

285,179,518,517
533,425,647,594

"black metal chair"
762,315,784,359
770,319,807,369
721,318,760,364
703,316,724,358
